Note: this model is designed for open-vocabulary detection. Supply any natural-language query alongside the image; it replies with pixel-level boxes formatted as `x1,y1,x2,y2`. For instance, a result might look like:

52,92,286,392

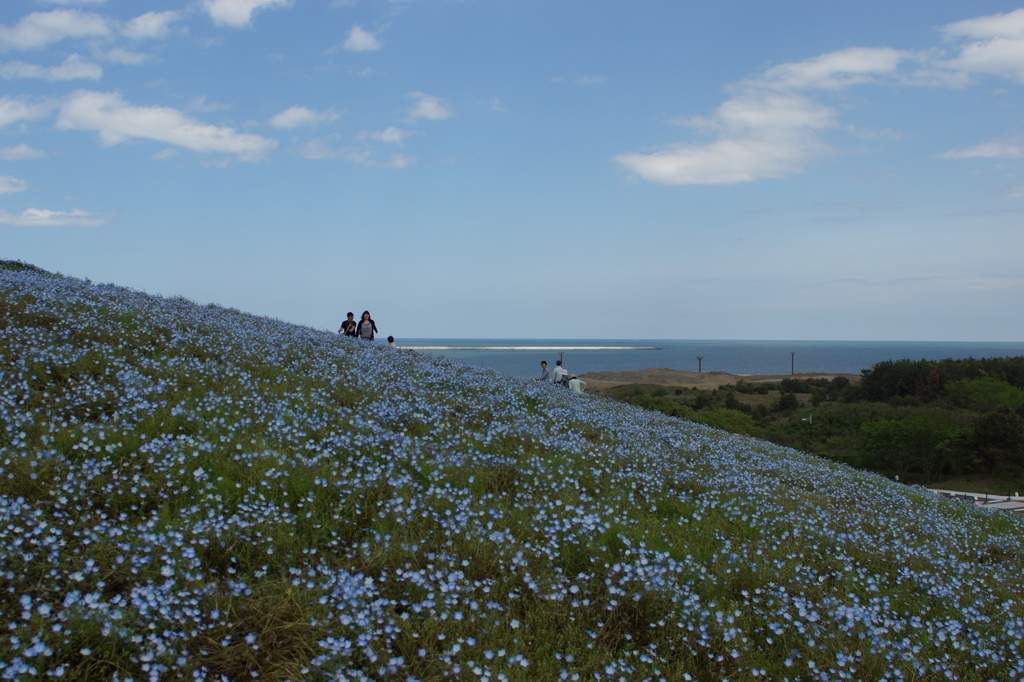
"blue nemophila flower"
2,267,1024,680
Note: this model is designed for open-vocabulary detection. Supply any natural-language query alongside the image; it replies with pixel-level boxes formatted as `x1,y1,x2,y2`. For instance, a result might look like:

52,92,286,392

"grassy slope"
2,264,1023,681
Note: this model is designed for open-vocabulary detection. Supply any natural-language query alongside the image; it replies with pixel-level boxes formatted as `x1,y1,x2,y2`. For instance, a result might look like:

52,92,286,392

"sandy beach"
578,368,861,392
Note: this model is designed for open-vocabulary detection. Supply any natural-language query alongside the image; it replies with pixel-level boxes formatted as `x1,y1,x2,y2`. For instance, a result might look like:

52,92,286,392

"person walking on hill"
536,360,550,382
339,312,357,337
356,310,378,341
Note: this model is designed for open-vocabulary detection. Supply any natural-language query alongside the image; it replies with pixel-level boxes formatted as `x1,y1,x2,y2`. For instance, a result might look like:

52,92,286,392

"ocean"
397,339,1024,379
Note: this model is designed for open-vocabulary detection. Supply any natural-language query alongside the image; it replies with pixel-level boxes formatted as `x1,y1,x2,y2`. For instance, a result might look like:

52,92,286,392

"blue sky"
2,0,1023,341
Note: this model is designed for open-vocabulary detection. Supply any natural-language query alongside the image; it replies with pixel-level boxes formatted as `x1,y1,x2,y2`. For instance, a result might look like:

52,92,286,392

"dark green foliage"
773,392,800,412
0,259,51,274
944,376,1024,412
860,359,943,402
692,389,715,410
861,357,1024,403
722,390,744,411
734,380,771,395
855,412,960,483
602,356,1024,489
698,408,762,438
826,375,854,401
735,376,857,402
805,402,900,438
779,377,811,393
970,407,1024,475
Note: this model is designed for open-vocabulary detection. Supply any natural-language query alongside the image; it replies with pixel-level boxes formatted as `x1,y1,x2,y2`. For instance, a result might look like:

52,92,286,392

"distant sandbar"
580,367,860,391
406,345,661,351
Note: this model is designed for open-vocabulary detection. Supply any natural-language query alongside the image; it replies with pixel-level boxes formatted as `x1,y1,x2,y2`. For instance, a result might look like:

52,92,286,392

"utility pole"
802,414,813,449
790,351,795,375
697,356,703,374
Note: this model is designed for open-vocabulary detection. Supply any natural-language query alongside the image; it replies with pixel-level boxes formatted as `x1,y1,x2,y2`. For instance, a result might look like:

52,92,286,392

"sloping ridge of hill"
2,262,1023,681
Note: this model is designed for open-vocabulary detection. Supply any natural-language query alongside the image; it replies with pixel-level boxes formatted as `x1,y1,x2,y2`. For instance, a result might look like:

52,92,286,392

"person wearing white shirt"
552,360,568,385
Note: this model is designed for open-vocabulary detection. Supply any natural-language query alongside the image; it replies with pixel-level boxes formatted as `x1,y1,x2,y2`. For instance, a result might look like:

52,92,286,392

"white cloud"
0,144,45,160
0,96,53,127
297,138,334,160
617,92,835,185
617,130,830,186
0,54,102,81
299,138,415,168
942,9,1024,82
693,91,837,133
613,9,1024,188
189,96,232,113
100,48,150,66
481,97,504,113
121,11,181,41
760,47,910,90
613,46,915,185
201,0,294,28
940,135,1024,159
344,25,381,52
56,90,277,161
613,30,1024,186
360,152,416,169
269,106,339,129
358,127,412,144
39,0,107,5
0,10,110,51
943,8,1024,40
0,176,28,194
407,91,452,122
933,10,1024,165
0,208,110,227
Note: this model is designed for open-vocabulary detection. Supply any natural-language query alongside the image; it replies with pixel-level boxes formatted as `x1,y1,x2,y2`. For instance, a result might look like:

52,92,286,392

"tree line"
601,357,1024,489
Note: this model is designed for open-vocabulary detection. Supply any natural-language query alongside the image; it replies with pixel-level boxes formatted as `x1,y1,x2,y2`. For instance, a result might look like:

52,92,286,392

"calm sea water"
398,339,1024,379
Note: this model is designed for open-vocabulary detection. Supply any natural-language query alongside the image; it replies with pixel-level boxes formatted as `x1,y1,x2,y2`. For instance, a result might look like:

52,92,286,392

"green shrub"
943,376,1024,412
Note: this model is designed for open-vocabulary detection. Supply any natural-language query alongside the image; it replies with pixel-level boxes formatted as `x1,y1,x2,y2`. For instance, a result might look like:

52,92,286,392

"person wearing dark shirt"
339,312,357,337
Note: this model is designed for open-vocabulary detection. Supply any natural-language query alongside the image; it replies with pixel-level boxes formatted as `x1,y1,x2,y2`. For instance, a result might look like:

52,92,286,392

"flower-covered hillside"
2,262,1023,682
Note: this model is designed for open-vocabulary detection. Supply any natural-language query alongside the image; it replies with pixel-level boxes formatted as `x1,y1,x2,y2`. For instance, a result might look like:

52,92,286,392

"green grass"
2,262,1024,680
